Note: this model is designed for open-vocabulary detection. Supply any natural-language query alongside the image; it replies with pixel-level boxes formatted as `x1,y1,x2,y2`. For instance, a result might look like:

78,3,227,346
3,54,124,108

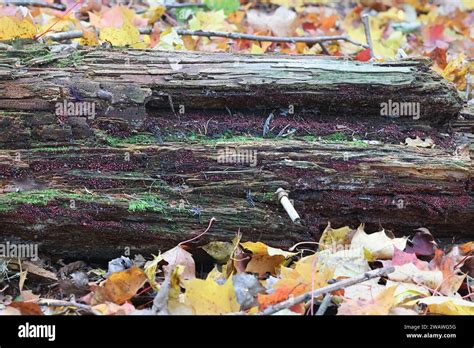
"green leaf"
203,0,239,15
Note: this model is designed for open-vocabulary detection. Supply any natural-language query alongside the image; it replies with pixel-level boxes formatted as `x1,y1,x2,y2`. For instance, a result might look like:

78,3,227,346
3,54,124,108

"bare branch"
3,0,66,11
257,266,395,315
45,28,369,49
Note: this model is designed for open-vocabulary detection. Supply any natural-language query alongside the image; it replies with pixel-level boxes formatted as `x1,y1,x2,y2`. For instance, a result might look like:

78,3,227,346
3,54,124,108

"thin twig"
361,14,374,59
169,29,368,48
315,293,332,315
318,42,330,55
178,217,216,246
38,299,91,310
257,266,395,315
45,29,368,49
3,0,66,10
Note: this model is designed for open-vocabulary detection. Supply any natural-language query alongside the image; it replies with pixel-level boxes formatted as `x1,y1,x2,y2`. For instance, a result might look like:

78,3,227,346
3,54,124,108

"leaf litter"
1,222,472,316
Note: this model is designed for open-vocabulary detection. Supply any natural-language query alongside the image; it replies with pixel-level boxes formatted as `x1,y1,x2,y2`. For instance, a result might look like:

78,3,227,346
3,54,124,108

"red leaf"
355,49,371,62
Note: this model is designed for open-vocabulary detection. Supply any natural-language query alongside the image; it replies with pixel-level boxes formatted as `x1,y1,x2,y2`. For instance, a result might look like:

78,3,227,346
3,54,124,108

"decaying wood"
0,46,471,260
0,46,463,124
0,139,471,260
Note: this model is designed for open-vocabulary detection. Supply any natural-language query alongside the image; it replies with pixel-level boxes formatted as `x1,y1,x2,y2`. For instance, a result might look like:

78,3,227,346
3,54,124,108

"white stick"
276,188,301,223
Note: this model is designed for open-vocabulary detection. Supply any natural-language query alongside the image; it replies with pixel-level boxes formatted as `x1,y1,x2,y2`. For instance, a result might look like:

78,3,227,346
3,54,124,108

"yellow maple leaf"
242,241,295,276
184,277,239,314
155,28,185,51
99,20,145,48
461,0,474,10
41,13,79,33
276,261,333,293
441,54,469,90
0,16,37,41
414,296,474,315
145,5,166,26
78,28,98,46
318,223,353,251
189,10,236,33
241,241,296,258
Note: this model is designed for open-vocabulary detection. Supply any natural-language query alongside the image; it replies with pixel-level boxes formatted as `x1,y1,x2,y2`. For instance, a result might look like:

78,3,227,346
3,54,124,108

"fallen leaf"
441,53,469,90
92,267,147,305
317,248,371,278
389,263,443,290
241,241,295,277
22,261,58,281
416,296,474,315
0,306,21,315
202,241,233,263
404,136,434,148
184,277,239,314
0,15,37,40
10,301,43,315
99,21,144,48
257,284,306,312
338,286,398,315
247,7,297,37
161,245,195,280
350,225,407,260
143,254,161,290
241,241,296,258
92,301,136,315
318,223,353,251
405,228,438,257
155,27,185,51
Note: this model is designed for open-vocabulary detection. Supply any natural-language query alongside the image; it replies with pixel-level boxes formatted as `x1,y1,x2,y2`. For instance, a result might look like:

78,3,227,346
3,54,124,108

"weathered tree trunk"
0,46,463,125
0,45,471,260
0,140,471,259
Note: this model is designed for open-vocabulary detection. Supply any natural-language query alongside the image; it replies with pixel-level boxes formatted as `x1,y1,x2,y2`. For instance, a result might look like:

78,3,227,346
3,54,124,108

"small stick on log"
257,266,395,315
361,14,375,59
3,0,66,10
45,29,368,49
315,293,332,316
276,188,301,224
38,299,91,311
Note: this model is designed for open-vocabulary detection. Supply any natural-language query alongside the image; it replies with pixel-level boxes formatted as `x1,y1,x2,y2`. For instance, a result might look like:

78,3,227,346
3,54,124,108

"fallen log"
0,140,471,260
0,45,470,260
0,45,463,125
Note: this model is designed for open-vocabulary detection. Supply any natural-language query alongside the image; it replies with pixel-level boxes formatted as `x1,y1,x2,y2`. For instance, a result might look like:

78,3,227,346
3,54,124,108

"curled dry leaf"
91,267,147,305
350,225,407,260
161,245,196,280
338,286,398,315
241,241,296,277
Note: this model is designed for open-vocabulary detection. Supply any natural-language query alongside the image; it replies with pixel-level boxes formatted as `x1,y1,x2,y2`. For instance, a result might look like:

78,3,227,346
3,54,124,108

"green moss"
258,192,275,203
56,51,82,68
164,133,265,145
321,132,348,142
128,194,168,213
0,189,113,212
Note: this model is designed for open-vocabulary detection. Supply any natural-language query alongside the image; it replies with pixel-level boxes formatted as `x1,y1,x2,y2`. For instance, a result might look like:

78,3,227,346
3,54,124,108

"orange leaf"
92,267,147,305
257,284,306,311
10,302,43,315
